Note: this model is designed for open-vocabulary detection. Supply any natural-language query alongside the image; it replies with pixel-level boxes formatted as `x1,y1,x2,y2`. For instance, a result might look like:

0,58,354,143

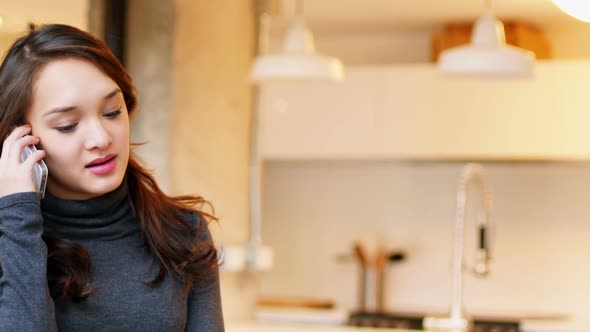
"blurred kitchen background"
3,0,590,331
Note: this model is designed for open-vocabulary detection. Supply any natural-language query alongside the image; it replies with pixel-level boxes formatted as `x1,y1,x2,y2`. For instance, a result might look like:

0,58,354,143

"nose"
84,121,112,151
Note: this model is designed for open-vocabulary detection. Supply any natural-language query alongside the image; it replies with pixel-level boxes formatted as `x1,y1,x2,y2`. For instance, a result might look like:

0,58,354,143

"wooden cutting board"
257,297,335,309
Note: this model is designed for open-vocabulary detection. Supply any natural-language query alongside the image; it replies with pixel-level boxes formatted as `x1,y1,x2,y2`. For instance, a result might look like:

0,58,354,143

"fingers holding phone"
0,125,47,198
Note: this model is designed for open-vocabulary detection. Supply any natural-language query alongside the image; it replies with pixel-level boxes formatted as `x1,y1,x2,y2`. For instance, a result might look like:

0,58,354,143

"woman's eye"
56,124,78,133
104,109,122,118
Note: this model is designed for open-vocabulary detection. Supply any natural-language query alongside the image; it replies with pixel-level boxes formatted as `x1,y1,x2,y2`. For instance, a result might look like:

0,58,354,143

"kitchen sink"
348,311,520,332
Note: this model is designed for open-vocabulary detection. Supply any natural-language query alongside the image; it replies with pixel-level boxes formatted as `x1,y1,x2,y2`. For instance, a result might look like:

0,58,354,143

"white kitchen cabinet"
381,61,590,160
258,60,590,161
258,70,383,160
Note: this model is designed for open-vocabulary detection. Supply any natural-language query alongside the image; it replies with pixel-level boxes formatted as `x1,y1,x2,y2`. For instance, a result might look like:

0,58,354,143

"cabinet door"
381,61,590,160
259,69,383,160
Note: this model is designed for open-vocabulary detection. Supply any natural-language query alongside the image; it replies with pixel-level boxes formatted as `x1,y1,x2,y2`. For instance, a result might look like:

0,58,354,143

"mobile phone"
20,145,48,199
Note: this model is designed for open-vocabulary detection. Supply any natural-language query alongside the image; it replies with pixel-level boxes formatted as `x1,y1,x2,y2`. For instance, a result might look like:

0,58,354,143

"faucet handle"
388,251,406,263
472,247,491,277
474,223,493,277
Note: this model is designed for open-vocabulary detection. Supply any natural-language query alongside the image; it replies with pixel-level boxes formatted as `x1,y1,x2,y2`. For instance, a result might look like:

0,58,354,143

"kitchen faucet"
424,163,493,332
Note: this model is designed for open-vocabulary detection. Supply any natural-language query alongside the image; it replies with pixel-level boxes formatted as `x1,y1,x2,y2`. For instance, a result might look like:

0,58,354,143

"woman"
0,24,224,331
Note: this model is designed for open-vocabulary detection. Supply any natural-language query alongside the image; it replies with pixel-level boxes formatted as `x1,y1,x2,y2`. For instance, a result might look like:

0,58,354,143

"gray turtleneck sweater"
0,181,224,331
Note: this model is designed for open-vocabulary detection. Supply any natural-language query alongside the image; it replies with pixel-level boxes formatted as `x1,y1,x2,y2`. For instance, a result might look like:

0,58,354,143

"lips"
86,154,116,168
85,154,117,175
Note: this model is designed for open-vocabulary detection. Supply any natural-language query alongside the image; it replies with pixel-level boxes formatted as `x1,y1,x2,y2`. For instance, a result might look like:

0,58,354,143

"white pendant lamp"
438,2,535,78
552,0,590,23
250,0,344,82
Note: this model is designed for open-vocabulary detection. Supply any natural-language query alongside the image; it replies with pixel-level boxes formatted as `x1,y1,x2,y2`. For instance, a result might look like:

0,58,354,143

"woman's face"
26,58,130,200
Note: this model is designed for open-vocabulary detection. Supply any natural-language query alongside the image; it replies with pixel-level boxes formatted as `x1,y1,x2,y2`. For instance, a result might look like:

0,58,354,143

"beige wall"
172,0,257,322
0,33,26,60
260,161,590,320
0,0,89,59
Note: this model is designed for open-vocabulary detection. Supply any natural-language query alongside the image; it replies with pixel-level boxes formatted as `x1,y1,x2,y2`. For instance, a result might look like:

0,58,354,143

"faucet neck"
450,163,493,322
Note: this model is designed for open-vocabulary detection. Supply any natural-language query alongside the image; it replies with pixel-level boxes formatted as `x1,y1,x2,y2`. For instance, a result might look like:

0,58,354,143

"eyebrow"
42,88,122,118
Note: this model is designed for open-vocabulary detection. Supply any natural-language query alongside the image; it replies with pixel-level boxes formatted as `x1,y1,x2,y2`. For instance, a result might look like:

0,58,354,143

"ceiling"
0,0,584,36
278,0,584,33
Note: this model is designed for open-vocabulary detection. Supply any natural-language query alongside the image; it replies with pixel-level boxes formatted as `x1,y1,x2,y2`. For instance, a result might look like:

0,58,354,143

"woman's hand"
0,125,46,197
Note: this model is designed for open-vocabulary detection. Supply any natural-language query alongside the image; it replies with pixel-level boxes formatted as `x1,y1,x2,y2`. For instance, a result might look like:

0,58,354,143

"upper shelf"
258,60,590,162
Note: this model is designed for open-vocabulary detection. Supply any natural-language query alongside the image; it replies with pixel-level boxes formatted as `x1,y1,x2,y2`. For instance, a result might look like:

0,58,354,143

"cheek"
42,137,80,168
115,121,130,148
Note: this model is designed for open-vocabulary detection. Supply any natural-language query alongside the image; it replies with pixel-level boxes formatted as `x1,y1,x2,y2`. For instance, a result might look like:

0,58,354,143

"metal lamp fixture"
552,0,590,23
250,0,344,82
438,1,535,78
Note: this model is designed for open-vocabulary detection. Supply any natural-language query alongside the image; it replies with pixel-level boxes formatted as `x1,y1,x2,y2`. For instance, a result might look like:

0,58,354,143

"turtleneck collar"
41,179,139,241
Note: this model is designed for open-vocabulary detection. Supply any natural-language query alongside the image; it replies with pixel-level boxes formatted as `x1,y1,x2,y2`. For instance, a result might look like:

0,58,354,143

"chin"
49,174,124,200
88,174,125,195
47,162,128,200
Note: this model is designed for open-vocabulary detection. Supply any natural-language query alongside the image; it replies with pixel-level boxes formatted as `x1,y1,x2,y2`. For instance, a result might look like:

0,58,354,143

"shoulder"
180,210,206,228
180,210,213,244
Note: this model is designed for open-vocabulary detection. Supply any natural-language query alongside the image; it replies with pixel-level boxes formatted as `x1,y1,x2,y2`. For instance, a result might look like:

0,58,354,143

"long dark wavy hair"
0,24,218,304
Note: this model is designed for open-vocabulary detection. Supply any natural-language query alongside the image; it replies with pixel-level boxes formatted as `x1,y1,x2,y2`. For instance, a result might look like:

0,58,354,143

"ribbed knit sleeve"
0,192,58,332
185,212,224,332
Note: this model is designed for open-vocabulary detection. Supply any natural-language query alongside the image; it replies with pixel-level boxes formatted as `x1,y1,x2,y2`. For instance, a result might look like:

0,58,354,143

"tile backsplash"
260,161,590,319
